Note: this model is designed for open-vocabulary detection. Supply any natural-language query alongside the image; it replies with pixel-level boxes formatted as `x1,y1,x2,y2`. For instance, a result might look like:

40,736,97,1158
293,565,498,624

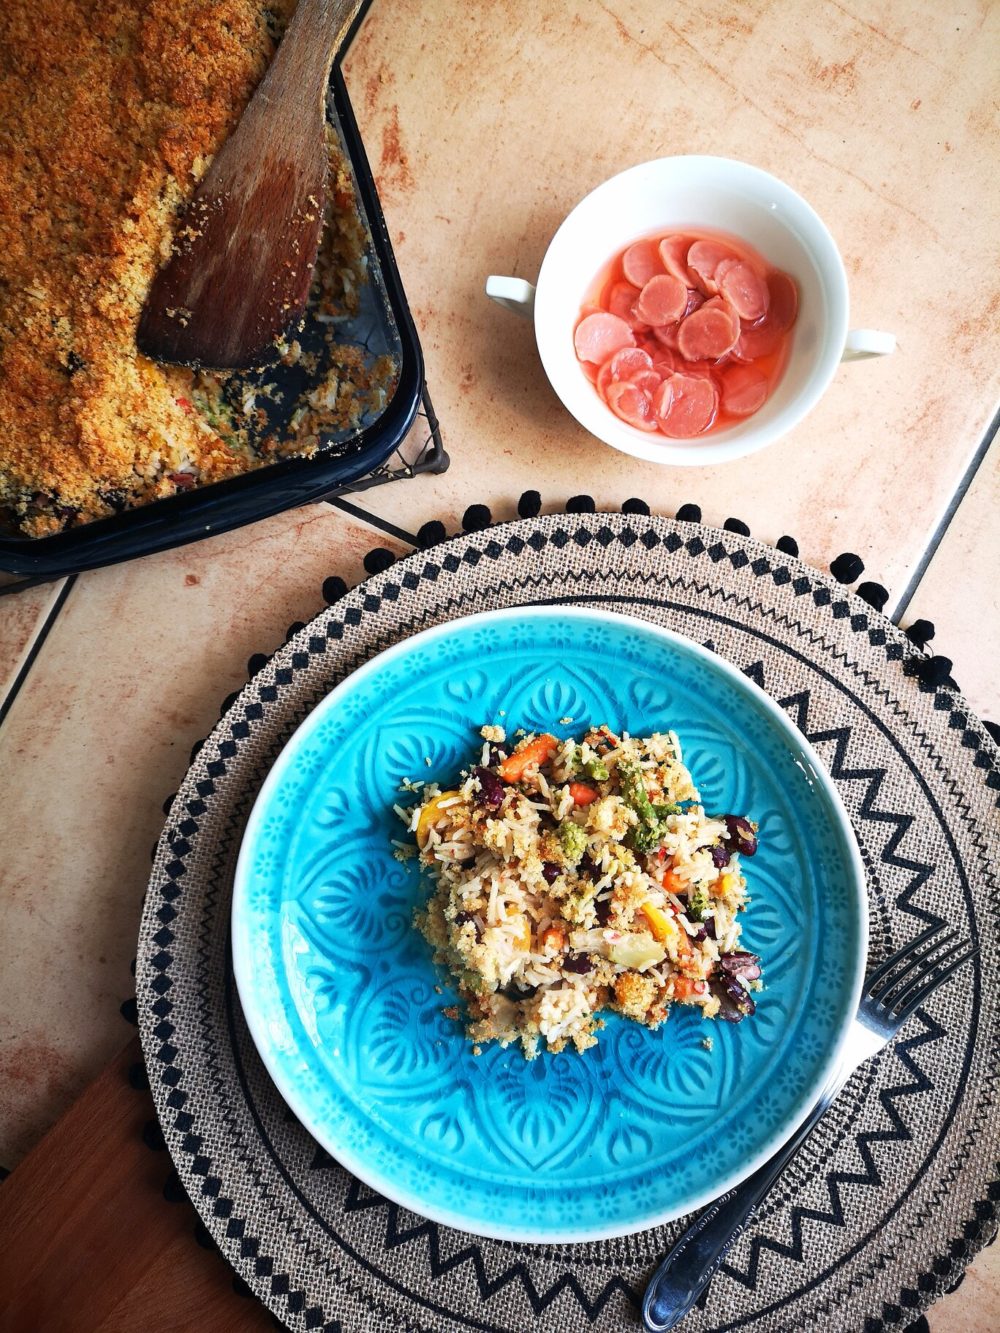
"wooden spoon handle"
210,0,365,187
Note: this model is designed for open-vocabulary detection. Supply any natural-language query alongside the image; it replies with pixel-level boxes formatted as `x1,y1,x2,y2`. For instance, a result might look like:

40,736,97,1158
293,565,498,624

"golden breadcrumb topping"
0,0,387,539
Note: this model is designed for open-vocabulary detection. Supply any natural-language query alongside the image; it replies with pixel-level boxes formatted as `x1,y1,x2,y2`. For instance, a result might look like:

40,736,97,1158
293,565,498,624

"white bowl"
487,155,893,466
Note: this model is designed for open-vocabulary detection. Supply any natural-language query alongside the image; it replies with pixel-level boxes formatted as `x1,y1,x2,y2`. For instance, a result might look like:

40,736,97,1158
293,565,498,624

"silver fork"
642,923,978,1332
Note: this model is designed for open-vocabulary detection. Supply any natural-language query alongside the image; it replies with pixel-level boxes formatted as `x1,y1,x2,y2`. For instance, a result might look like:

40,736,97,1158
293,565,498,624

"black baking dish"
0,63,423,580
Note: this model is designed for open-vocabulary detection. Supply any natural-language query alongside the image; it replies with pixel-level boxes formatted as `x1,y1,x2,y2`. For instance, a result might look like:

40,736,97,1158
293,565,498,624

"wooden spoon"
136,0,364,370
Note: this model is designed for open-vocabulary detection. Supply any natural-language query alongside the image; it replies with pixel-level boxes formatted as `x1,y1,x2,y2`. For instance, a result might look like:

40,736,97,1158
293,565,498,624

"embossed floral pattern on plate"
232,607,866,1242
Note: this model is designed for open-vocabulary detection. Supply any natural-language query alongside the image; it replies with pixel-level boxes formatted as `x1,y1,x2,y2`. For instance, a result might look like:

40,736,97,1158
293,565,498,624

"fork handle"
642,1074,845,1331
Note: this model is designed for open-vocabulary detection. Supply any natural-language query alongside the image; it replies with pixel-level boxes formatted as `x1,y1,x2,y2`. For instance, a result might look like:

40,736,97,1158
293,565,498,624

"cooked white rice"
405,723,762,1058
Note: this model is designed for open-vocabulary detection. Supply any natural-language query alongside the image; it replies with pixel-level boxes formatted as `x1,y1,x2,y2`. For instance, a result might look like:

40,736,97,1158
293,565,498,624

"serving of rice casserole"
405,724,763,1059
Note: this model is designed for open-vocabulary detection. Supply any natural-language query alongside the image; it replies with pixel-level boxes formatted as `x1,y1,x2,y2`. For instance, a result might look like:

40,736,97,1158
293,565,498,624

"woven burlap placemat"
136,511,999,1333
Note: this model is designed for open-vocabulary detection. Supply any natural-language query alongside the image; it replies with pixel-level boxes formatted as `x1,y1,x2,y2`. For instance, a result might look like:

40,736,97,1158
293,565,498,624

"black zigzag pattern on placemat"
721,1008,946,1292
341,1178,639,1320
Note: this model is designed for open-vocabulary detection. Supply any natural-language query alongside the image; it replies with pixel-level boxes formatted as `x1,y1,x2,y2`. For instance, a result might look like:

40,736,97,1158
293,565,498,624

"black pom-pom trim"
162,1170,187,1204
857,581,889,611
142,1119,166,1152
417,519,446,548
232,1275,254,1300
518,490,542,518
566,494,596,514
907,654,954,688
194,1219,217,1251
127,1060,149,1091
119,996,138,1026
284,620,305,643
247,652,269,677
130,957,137,977
622,498,650,515
162,792,175,816
984,720,1000,746
363,547,395,575
776,536,799,557
905,619,936,649
462,503,492,532
830,551,865,584
219,691,238,718
675,503,701,523
321,576,347,604
189,738,203,764
723,517,750,536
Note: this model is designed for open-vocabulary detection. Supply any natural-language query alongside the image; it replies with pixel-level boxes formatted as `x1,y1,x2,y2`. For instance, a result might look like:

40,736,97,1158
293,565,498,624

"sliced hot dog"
687,239,737,295
574,312,635,364
732,320,782,362
622,239,664,288
721,364,768,416
635,273,687,326
607,280,642,324
610,346,654,381
765,271,798,330
716,258,769,322
658,234,696,287
676,303,740,361
631,368,663,395
653,373,719,438
605,380,658,431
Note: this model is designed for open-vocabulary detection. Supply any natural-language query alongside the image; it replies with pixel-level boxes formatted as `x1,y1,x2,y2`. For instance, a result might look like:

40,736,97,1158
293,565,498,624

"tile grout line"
0,575,76,732
889,408,999,626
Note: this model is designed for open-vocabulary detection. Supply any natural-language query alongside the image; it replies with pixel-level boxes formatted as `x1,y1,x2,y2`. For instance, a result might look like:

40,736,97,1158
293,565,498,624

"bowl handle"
485,275,536,318
841,329,896,361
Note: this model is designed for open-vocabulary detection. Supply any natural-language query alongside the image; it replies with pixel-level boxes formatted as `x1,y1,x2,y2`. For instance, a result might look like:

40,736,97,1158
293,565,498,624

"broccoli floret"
653,801,681,820
686,888,709,921
558,819,588,862
573,746,610,782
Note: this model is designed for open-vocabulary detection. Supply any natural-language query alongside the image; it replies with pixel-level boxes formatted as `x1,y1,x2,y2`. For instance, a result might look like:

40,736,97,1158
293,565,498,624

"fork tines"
868,921,978,1020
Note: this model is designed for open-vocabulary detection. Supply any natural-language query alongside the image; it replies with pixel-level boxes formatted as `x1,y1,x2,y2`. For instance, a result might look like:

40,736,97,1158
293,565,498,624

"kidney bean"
723,815,758,857
710,844,731,868
473,766,505,810
541,862,561,885
719,950,761,981
564,953,594,974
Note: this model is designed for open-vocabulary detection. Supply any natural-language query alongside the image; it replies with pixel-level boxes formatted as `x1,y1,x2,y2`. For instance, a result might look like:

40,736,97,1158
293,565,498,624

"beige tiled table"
1,2,998,1329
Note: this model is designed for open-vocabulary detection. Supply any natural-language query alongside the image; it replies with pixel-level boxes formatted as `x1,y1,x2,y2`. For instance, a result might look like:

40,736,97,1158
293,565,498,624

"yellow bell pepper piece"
641,901,675,943
415,790,462,849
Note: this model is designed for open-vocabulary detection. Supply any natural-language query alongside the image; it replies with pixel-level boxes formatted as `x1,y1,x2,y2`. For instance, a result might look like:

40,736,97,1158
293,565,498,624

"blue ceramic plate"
232,607,867,1242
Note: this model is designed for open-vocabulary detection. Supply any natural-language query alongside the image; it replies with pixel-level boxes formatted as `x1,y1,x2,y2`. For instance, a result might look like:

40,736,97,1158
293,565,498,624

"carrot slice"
673,976,706,1001
569,782,598,806
499,733,558,782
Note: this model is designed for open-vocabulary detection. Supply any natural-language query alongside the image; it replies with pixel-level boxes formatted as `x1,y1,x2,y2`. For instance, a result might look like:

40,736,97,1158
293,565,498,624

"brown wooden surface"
0,1037,272,1333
